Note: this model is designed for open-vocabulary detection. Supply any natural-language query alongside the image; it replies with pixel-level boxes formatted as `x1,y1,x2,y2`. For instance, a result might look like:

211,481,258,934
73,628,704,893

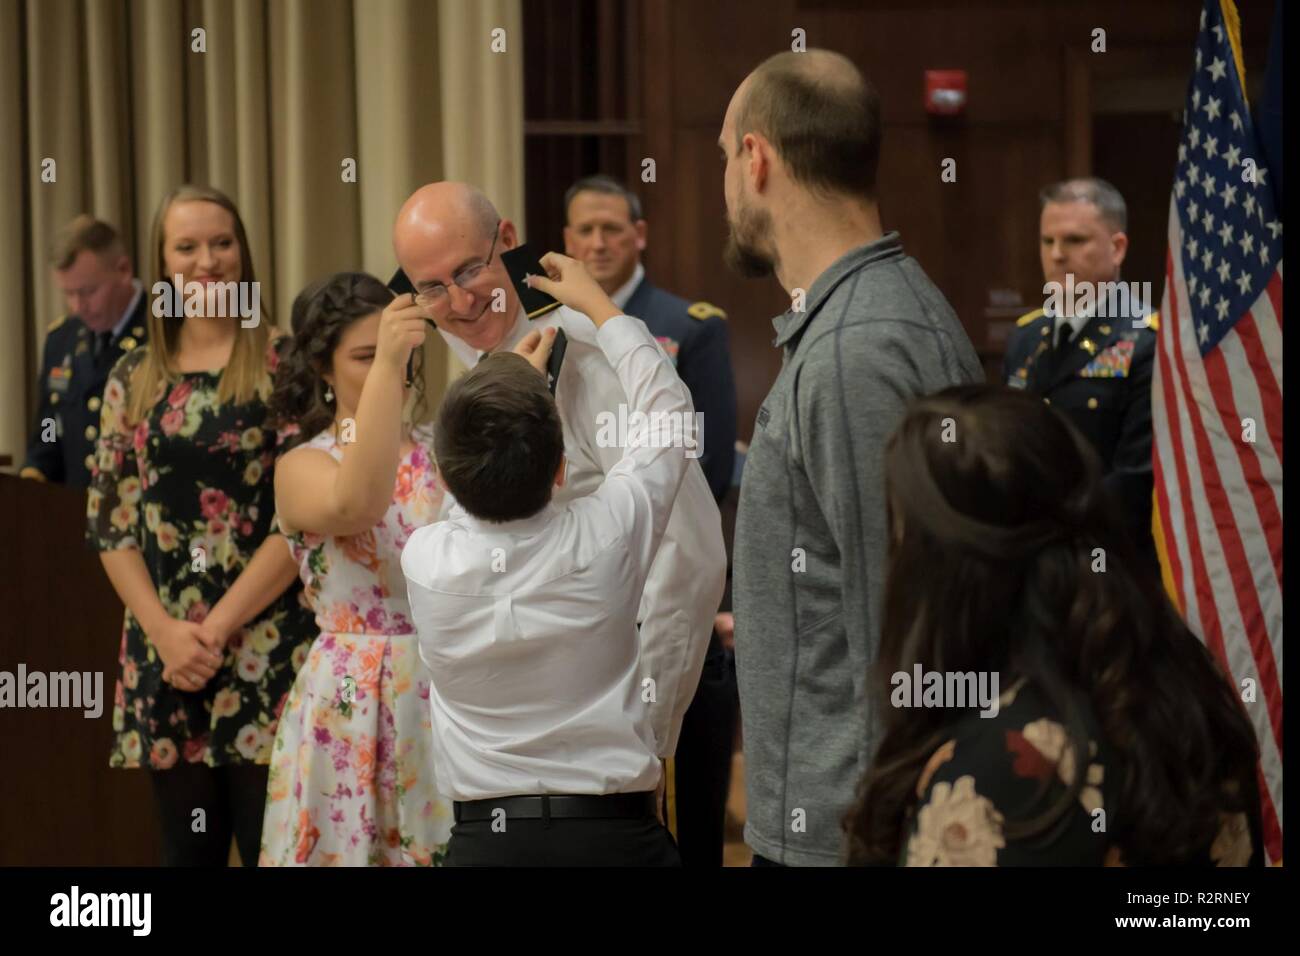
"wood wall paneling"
0,476,159,864
522,0,1275,440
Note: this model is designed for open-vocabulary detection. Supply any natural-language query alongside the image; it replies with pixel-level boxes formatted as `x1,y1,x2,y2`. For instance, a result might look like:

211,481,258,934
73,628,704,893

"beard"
723,201,776,278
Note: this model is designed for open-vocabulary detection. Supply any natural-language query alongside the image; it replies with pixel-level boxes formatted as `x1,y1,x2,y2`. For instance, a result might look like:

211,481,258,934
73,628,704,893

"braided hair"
270,272,423,451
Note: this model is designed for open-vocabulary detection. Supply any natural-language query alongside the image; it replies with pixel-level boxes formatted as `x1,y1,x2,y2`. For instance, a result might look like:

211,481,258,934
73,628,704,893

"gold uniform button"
1044,398,1052,405
1087,397,1099,409
50,392,60,405
120,336,137,350
85,454,95,470
1040,326,1050,336
84,425,97,440
88,395,101,412
132,326,144,337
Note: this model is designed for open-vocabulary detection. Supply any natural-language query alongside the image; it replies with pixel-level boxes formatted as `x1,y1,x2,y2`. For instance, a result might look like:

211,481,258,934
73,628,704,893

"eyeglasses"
412,221,501,311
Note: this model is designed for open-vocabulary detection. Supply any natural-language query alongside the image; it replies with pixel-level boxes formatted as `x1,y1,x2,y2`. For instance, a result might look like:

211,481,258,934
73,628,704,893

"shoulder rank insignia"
1015,308,1046,327
688,301,726,321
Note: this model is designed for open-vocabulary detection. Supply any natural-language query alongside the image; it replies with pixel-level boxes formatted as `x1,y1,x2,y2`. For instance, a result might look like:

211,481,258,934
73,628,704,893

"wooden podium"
0,473,160,864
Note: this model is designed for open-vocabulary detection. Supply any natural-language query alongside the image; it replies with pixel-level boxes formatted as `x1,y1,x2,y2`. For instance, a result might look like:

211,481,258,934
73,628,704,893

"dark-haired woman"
259,272,453,865
88,185,314,866
844,385,1263,866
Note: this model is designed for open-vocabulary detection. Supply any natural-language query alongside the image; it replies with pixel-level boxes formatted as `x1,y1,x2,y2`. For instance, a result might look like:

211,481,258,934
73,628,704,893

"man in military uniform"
19,215,148,489
1004,178,1158,561
564,174,738,867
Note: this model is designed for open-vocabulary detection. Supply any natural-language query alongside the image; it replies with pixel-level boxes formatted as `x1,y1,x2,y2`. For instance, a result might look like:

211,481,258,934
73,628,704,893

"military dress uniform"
614,264,739,867
20,286,149,489
1003,306,1159,560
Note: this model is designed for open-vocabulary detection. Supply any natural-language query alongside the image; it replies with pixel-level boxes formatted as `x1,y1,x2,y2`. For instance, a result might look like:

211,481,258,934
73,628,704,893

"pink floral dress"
259,428,452,866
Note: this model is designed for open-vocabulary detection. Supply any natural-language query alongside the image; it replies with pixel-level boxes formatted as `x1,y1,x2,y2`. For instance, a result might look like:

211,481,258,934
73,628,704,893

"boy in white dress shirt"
401,252,696,866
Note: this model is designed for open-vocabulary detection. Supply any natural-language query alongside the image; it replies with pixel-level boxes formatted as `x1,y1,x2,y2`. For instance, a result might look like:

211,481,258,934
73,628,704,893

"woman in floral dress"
843,386,1264,866
87,185,315,866
259,272,453,865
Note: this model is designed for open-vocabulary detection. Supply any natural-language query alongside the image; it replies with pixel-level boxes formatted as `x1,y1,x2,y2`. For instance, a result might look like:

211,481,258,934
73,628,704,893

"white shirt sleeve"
587,315,696,577
574,314,726,759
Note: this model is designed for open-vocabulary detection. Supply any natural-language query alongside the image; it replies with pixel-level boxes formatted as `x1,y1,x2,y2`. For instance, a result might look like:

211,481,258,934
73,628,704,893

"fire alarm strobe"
925,70,967,116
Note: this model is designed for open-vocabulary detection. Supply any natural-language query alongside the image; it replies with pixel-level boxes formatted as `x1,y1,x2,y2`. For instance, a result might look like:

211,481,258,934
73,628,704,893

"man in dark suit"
564,175,737,500
20,215,148,489
1003,178,1158,562
564,174,738,866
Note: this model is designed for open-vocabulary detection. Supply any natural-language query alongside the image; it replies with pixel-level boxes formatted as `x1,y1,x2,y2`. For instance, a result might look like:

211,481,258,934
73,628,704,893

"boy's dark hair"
435,352,565,522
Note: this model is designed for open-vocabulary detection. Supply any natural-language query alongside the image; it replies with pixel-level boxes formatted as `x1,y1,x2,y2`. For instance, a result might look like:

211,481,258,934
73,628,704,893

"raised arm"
527,254,695,564
528,254,724,757
273,295,428,538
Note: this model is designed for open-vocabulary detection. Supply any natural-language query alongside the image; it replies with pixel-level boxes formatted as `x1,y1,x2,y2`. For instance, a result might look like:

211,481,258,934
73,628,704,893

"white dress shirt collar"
453,500,559,537
111,280,144,339
438,307,531,369
1044,300,1092,341
610,263,645,311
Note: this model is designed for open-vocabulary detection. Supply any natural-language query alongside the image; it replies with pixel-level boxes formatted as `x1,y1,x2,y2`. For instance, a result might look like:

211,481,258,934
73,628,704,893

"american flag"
1152,0,1283,863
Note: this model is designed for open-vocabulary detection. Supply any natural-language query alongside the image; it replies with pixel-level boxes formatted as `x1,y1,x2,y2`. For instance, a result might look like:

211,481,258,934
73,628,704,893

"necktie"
1054,321,1074,353
93,331,112,360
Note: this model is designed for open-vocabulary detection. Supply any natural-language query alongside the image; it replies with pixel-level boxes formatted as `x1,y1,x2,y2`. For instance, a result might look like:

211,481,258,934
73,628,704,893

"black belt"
453,791,657,823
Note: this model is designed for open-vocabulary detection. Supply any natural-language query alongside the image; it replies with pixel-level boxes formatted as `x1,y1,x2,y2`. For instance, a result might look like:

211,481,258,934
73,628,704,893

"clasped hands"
152,614,232,693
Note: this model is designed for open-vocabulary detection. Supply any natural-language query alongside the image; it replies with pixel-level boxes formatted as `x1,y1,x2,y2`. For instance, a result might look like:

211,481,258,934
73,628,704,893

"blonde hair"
127,185,274,423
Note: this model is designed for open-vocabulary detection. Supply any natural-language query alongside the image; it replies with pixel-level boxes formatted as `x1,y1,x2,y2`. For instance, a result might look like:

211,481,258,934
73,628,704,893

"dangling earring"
324,384,334,404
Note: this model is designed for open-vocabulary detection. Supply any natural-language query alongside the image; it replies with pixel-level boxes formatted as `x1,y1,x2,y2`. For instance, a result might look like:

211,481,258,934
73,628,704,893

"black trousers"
672,630,738,866
149,762,269,866
446,809,681,867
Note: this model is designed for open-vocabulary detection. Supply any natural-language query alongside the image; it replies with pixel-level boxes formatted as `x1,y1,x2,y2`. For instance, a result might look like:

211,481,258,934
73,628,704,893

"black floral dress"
901,679,1264,866
87,340,315,769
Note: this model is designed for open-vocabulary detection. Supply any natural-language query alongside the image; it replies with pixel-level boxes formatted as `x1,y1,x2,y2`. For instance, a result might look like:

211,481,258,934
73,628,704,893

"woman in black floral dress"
87,185,314,866
844,386,1264,866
